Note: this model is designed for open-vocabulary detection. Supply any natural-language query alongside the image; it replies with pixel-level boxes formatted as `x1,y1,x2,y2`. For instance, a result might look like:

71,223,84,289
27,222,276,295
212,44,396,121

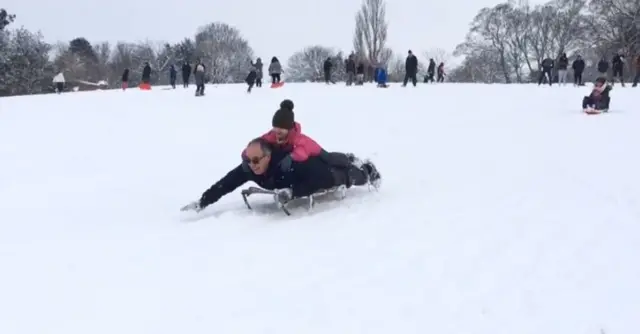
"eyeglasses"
246,154,266,165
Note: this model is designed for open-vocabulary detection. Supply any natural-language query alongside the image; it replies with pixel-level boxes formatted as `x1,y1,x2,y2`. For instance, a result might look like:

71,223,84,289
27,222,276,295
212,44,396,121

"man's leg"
538,71,545,85
582,96,594,109
326,152,381,188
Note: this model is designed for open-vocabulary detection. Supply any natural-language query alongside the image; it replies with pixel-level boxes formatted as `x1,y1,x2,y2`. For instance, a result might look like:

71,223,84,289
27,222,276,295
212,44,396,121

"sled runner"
241,185,347,216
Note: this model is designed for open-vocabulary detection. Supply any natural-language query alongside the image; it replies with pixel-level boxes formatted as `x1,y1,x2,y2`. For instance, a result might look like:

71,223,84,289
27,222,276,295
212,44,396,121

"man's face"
245,143,270,175
272,127,289,144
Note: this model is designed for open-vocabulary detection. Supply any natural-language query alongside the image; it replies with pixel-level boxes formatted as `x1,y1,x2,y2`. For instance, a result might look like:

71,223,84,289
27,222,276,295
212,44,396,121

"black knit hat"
272,108,294,129
280,99,294,111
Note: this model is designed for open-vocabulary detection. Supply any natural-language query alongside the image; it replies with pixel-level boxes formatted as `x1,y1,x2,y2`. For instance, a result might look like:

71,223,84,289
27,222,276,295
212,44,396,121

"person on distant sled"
582,77,612,113
180,138,381,212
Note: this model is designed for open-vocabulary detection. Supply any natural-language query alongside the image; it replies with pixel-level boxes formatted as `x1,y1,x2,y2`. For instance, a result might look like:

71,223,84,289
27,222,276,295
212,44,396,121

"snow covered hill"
1,83,638,334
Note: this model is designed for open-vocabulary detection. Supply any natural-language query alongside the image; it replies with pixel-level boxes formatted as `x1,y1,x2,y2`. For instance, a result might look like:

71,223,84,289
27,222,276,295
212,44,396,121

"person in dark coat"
572,55,585,86
169,64,177,89
611,53,625,86
254,57,263,87
246,61,257,93
403,50,418,87
582,77,612,112
424,59,436,83
323,57,335,84
180,138,381,212
597,57,609,76
345,54,356,86
355,63,365,85
121,68,129,90
141,62,151,84
181,62,191,88
437,63,445,82
538,57,554,85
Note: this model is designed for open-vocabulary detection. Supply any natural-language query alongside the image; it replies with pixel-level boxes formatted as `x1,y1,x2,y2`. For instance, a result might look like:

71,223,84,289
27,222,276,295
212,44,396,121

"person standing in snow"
193,60,206,96
345,54,356,86
557,53,569,85
403,50,418,87
437,63,445,82
611,52,625,86
324,57,334,84
53,72,65,93
632,55,640,87
121,68,129,90
141,62,151,84
268,57,282,84
254,58,263,87
538,57,554,85
572,55,585,86
246,61,257,93
181,62,191,88
425,59,436,83
355,62,365,85
169,64,177,89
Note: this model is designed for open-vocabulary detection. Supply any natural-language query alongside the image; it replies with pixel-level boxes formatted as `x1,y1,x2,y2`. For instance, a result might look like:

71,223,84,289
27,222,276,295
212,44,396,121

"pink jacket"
261,122,322,161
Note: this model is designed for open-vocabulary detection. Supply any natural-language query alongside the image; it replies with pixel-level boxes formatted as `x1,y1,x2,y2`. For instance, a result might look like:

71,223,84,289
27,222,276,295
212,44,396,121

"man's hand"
274,188,292,205
181,201,202,212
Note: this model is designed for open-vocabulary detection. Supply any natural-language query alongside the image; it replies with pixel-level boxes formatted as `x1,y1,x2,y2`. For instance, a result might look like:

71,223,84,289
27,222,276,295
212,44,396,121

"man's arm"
199,165,249,209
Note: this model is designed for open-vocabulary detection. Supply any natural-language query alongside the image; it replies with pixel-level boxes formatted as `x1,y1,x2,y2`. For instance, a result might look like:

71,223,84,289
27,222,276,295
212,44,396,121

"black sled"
240,185,348,216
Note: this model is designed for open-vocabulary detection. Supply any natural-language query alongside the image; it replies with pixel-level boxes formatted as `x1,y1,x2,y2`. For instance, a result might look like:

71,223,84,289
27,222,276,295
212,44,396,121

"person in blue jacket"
375,67,388,87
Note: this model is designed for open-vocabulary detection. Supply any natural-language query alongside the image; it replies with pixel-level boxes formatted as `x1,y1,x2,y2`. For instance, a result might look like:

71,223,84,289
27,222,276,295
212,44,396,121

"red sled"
584,108,607,115
270,82,284,88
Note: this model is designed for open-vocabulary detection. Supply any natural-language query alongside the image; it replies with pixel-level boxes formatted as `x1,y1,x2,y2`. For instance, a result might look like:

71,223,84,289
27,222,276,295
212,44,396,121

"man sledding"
583,77,612,114
180,137,381,215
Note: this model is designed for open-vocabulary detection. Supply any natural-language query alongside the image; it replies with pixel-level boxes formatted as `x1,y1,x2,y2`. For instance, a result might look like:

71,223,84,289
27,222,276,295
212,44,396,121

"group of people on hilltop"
538,52,640,87
317,50,446,88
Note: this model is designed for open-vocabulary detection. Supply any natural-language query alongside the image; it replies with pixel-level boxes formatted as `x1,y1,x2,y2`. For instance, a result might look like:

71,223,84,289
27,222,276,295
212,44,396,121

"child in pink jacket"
242,100,325,171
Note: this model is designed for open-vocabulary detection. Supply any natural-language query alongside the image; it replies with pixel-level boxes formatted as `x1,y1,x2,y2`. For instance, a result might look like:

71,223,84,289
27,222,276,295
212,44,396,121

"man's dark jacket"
199,150,337,209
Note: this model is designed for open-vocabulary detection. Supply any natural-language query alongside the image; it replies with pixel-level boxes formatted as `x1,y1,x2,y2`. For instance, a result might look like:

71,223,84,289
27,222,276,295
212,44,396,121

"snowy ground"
1,83,639,334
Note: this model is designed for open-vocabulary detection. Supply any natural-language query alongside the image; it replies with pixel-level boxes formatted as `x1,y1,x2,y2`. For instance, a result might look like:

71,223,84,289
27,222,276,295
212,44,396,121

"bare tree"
195,22,254,83
462,4,515,82
422,48,451,65
0,8,15,31
588,0,640,55
286,45,335,82
353,0,391,66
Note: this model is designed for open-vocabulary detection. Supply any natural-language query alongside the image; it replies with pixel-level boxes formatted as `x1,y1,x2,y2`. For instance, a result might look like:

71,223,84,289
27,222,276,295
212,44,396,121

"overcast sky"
5,0,545,61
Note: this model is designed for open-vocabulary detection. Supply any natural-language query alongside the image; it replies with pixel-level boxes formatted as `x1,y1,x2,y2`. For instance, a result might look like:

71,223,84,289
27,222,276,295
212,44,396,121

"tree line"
449,0,640,83
2,0,639,97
